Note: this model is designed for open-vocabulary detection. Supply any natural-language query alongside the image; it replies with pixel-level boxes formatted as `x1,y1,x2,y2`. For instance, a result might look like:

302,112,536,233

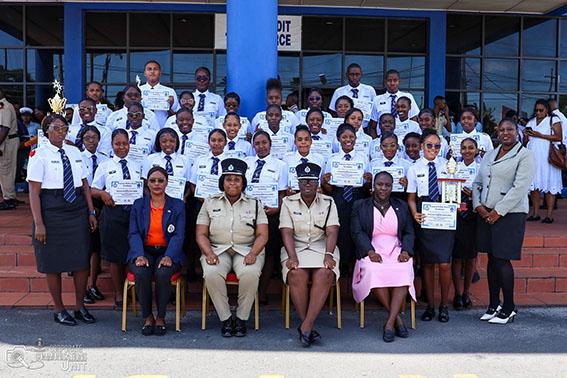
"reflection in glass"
483,92,518,128
561,20,567,58
26,6,64,46
446,15,481,55
26,49,63,83
86,51,127,83
173,52,213,83
302,17,343,51
387,56,425,89
388,19,427,54
0,49,24,82
130,50,170,82
0,5,23,45
345,54,383,88
483,59,518,91
523,18,557,57
520,94,549,119
173,14,214,48
345,18,384,52
2,85,24,105
278,53,300,91
410,90,425,112
560,61,567,93
302,53,342,88
446,92,480,121
101,85,125,110
130,13,170,48
215,52,226,93
446,57,480,90
86,13,127,47
27,84,53,109
484,16,519,57
522,59,556,92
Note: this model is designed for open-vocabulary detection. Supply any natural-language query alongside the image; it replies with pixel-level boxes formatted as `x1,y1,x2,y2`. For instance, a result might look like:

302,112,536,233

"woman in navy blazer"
128,166,186,336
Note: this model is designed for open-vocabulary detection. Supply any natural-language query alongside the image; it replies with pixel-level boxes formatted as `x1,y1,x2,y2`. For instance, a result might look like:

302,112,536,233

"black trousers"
129,248,181,319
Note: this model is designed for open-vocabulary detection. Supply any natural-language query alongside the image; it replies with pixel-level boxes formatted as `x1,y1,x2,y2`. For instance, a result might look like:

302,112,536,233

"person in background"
433,96,452,136
250,78,300,135
286,91,300,114
68,98,112,156
333,95,354,120
16,107,41,182
283,125,325,193
453,105,483,134
140,60,179,128
417,108,448,158
394,97,421,143
296,88,332,125
65,105,75,125
72,81,113,126
222,112,253,158
329,63,376,123
193,67,225,118
0,88,19,210
215,93,249,142
548,98,567,145
106,84,160,132
458,108,493,158
403,132,421,164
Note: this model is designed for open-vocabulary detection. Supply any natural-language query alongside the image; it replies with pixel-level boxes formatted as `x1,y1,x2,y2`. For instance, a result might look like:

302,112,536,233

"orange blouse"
144,201,167,247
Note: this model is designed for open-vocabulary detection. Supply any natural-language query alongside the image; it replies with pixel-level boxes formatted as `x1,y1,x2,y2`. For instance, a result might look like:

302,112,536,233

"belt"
41,187,84,195
8,134,18,139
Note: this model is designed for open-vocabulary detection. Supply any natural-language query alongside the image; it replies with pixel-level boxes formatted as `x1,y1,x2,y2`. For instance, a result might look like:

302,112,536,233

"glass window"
520,94,549,118
0,49,24,82
172,14,214,48
215,52,226,94
345,54,383,88
388,19,427,54
173,51,213,83
2,84,24,105
86,50,127,83
130,50,171,83
302,17,343,51
557,94,567,115
446,15,481,55
345,18,384,52
130,13,170,48
523,18,557,57
561,20,567,58
0,5,23,45
560,61,567,93
302,53,342,88
446,91,480,120
103,85,126,109
26,6,64,46
278,53,300,91
86,13,127,47
484,16,519,57
483,59,518,91
409,90,425,111
27,49,63,83
482,92,518,127
445,57,481,90
522,59,556,92
387,56,425,89
27,84,53,109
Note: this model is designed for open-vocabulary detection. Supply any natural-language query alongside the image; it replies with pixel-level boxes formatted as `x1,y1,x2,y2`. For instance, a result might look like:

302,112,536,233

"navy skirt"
416,197,455,264
476,211,526,261
99,205,131,264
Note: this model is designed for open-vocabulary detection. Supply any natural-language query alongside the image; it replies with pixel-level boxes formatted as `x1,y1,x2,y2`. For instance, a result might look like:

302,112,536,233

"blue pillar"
63,3,85,104
226,0,278,119
427,11,446,108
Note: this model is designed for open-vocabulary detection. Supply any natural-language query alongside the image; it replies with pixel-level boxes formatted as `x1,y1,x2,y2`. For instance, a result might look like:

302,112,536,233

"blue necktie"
312,135,320,141
59,149,77,203
300,157,308,164
74,124,87,151
120,159,131,180
164,155,174,176
428,162,440,202
342,153,353,202
390,94,397,118
181,135,188,155
351,88,359,99
228,141,236,150
210,156,220,175
251,159,266,183
126,120,132,130
384,161,394,167
129,130,138,144
198,94,206,112
91,154,98,177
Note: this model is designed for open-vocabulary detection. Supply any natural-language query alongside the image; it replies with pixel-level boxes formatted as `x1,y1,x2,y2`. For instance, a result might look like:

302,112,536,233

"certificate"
110,180,143,205
223,149,247,159
354,140,370,157
450,133,480,158
372,165,405,192
165,176,186,200
457,165,478,189
191,119,214,141
245,183,279,208
330,160,364,187
128,144,150,164
310,139,333,158
270,135,290,159
194,111,217,128
37,130,49,149
353,99,373,121
421,202,458,230
183,140,211,163
288,166,299,190
142,89,170,111
194,174,221,199
323,118,343,138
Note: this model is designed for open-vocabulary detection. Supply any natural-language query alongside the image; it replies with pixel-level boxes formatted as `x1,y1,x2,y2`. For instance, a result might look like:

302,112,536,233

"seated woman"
280,162,340,347
351,171,416,343
196,158,269,337
127,166,186,336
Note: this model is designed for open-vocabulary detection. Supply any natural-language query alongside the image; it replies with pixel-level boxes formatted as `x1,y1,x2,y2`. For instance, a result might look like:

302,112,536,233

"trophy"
47,80,67,116
438,148,466,209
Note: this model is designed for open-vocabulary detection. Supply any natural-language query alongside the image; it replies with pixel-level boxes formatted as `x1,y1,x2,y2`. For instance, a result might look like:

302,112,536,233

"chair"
358,295,416,329
121,271,186,332
201,271,260,331
282,280,342,329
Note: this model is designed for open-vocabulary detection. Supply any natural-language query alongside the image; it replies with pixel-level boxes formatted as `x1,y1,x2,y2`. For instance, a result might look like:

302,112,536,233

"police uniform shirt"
140,82,180,128
126,126,157,155
82,149,109,186
0,99,18,139
295,109,333,125
250,109,300,135
67,120,113,156
332,129,372,159
91,155,142,193
27,143,87,189
193,90,226,118
406,156,449,197
142,151,191,180
215,115,250,140
105,107,160,132
370,154,411,176
244,154,289,192
279,192,340,253
461,129,494,155
324,149,370,187
370,91,420,122
223,137,254,158
72,103,113,127
328,83,377,112
196,192,269,256
189,152,225,185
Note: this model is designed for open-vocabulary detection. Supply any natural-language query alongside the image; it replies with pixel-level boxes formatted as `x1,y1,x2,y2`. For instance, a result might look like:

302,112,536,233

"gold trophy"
438,148,466,209
47,80,67,116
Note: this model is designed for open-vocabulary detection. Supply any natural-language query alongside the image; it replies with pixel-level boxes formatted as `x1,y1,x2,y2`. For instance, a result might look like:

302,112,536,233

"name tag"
293,211,302,215
109,170,117,175
212,208,221,212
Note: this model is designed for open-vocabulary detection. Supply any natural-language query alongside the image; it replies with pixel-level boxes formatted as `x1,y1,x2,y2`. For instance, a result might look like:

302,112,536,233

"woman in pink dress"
351,171,416,342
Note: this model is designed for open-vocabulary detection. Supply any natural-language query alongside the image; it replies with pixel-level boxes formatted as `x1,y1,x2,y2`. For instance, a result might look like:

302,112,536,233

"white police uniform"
142,151,192,180
82,149,109,186
283,151,325,190
244,154,289,194
72,103,112,127
223,137,254,159
126,126,157,157
370,91,420,122
193,90,226,118
166,125,209,158
461,129,494,155
140,82,180,128
105,107,160,132
328,83,376,112
67,120,113,156
215,115,250,140
332,129,372,159
27,143,86,189
189,152,225,186
250,109,300,135
324,149,371,181
370,154,411,176
393,118,421,141
254,127,294,160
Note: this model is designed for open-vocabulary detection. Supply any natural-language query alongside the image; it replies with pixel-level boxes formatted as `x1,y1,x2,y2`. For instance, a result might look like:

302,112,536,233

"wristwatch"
89,210,96,217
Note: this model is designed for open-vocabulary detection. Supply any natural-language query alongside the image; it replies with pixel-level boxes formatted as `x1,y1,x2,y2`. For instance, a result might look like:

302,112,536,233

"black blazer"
350,197,415,259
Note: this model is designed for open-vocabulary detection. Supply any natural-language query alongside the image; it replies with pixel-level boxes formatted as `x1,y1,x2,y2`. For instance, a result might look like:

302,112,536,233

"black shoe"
453,294,463,311
438,305,449,323
73,307,96,324
141,324,154,336
234,317,247,337
542,217,554,224
87,286,105,301
383,326,395,343
113,299,123,311
54,310,77,326
83,292,95,304
154,324,166,336
526,215,540,221
221,317,234,337
310,329,321,343
298,326,313,347
0,200,16,210
421,306,435,321
472,271,481,284
395,321,409,338
462,293,473,309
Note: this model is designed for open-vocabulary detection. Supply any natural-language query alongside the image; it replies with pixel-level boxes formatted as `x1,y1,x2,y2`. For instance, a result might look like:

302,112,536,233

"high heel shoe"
488,308,517,324
297,326,313,348
480,305,502,321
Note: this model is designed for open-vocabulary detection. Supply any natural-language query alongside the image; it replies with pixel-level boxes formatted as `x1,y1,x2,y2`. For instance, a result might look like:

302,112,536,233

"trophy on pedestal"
438,149,466,209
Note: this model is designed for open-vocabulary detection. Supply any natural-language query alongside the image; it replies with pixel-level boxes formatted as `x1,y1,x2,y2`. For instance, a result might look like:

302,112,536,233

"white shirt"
126,126,157,155
324,149,370,187
215,115,249,140
295,108,333,125
105,107,160,132
461,129,494,155
244,154,288,191
224,137,254,158
329,83,376,111
406,156,449,197
142,151,191,180
456,160,480,189
91,156,142,193
551,109,567,143
82,149,109,186
283,151,325,189
168,127,209,158
71,103,113,127
67,120,113,156
332,129,372,159
189,152,225,185
250,109,300,135
393,118,422,142
370,154,411,175
193,90,226,118
254,128,294,160
370,90,420,122
140,82,179,128
27,143,87,189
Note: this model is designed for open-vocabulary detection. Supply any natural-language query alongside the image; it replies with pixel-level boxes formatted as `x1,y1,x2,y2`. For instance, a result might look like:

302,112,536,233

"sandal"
526,215,540,222
542,217,554,224
154,324,166,336
421,306,435,322
141,324,154,336
297,326,312,348
438,305,450,323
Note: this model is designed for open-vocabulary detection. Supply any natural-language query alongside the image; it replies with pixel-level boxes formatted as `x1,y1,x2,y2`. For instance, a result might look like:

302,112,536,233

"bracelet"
89,210,96,216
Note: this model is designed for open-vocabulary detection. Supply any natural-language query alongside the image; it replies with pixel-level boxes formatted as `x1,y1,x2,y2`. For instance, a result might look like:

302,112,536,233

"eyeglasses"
535,108,546,113
308,96,322,102
425,143,442,150
127,112,143,118
148,178,166,184
49,125,68,133
195,75,209,82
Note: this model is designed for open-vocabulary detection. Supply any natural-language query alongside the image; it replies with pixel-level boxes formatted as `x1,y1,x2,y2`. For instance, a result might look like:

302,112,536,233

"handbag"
548,116,566,169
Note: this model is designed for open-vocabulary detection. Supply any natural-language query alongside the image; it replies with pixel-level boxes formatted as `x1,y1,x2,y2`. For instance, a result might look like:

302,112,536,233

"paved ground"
0,307,566,378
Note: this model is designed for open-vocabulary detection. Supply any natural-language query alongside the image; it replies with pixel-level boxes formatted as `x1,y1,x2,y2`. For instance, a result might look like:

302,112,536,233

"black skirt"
89,198,104,254
416,197,455,264
332,186,369,265
476,211,526,261
452,197,477,259
33,188,90,274
99,205,131,264
184,197,202,257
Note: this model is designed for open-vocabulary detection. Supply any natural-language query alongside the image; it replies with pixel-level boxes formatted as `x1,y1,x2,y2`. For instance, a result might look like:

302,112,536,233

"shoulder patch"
29,149,36,157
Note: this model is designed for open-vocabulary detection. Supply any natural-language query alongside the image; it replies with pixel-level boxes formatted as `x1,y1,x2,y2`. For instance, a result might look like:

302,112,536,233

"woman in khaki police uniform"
280,162,340,347
196,158,269,337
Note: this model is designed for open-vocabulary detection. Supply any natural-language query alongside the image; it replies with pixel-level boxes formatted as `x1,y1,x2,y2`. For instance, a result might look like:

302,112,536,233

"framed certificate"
191,120,214,141
245,183,279,208
194,174,221,199
165,176,186,200
142,89,170,111
372,165,405,192
110,180,144,205
330,160,364,187
288,166,299,190
193,111,217,128
37,130,49,149
450,134,481,158
421,202,458,230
